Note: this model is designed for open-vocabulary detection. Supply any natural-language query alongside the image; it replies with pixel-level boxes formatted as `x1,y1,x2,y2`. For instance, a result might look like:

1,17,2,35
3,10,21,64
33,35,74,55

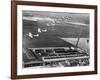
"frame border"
11,1,97,79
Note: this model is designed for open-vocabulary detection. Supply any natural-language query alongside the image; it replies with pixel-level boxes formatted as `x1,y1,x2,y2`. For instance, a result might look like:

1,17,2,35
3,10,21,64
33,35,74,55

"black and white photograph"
11,1,97,79
22,11,90,68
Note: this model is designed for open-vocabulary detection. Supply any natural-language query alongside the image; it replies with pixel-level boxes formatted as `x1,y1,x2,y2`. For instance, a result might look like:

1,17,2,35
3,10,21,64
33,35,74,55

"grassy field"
23,20,89,51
